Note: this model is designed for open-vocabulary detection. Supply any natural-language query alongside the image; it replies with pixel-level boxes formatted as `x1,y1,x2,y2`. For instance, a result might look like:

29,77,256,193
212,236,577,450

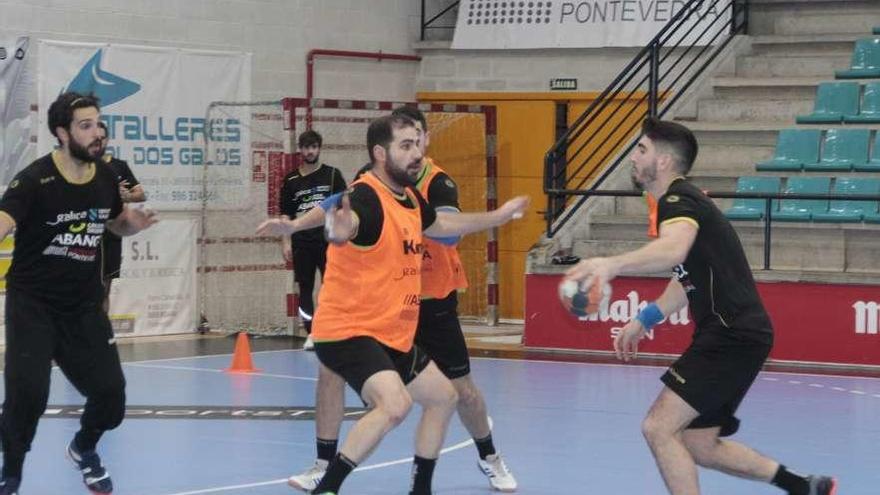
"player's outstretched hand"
498,195,530,221
256,218,292,237
325,190,355,245
128,206,158,231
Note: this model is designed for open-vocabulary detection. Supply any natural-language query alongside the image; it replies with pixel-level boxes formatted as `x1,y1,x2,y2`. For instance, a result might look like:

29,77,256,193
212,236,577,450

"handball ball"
558,277,612,317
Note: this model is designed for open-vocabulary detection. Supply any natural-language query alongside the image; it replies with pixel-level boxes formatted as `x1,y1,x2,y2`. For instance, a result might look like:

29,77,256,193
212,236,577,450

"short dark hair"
391,105,428,132
641,117,698,175
367,114,416,163
297,130,322,149
48,92,100,144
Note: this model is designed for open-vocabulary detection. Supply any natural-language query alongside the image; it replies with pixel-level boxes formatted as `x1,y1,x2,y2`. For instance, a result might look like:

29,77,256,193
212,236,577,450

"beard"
385,158,420,187
303,153,319,165
630,163,657,191
69,137,102,162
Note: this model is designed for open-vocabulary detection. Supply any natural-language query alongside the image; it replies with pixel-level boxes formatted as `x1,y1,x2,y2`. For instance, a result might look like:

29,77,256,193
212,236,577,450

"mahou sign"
525,275,880,367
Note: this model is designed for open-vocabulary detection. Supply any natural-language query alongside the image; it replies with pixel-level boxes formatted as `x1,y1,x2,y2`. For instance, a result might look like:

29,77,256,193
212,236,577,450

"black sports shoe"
67,440,113,494
806,475,837,495
551,254,580,265
0,477,20,495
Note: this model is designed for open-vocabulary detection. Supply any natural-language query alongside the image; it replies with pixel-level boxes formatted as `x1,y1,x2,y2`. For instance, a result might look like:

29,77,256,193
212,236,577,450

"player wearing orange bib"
285,107,517,493
256,114,528,495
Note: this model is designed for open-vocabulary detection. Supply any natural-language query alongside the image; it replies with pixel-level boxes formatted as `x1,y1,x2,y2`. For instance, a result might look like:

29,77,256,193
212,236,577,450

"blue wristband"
635,302,665,329
319,192,344,211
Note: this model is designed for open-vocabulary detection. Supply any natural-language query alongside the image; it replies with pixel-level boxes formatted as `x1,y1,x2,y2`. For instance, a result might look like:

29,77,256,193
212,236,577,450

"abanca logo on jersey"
42,208,112,262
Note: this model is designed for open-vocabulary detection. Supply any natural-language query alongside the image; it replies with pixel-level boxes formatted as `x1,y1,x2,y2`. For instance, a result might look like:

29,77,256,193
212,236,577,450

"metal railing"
544,0,749,237
549,188,880,270
420,1,459,41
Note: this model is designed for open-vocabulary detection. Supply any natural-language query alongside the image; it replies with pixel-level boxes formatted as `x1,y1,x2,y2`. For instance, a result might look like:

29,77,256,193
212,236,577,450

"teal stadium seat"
755,129,821,171
843,82,880,124
725,176,781,220
774,176,832,222
796,82,860,123
812,178,880,223
854,131,880,172
875,27,880,35
804,128,870,172
836,38,880,79
864,208,880,223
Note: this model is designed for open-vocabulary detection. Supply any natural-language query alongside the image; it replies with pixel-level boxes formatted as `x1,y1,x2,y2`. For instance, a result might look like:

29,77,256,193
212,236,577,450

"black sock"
772,465,810,495
474,433,497,459
409,456,437,495
312,452,356,494
316,437,338,463
1,452,24,480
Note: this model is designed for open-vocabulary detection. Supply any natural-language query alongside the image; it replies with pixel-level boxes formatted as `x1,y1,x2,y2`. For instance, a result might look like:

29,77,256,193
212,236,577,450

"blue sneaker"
66,440,113,494
0,477,20,495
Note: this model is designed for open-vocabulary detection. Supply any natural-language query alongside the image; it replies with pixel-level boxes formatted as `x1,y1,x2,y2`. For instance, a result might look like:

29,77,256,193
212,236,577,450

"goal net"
201,98,496,336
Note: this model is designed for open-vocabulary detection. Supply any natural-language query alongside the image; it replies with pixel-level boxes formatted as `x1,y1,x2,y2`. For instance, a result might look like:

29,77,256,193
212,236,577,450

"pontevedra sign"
452,0,730,49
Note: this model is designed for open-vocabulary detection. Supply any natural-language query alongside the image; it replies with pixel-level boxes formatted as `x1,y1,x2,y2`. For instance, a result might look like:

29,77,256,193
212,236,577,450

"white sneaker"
287,459,327,492
302,335,315,351
478,453,517,492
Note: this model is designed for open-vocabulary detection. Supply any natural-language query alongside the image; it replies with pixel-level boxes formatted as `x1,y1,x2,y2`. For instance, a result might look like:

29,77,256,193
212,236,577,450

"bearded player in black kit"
279,130,346,349
565,118,836,495
0,92,157,495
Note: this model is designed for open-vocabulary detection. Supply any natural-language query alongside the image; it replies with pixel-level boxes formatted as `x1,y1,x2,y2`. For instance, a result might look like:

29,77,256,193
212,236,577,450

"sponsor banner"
0,36,34,185
38,41,251,210
41,404,368,421
524,274,880,366
109,219,197,336
452,0,731,49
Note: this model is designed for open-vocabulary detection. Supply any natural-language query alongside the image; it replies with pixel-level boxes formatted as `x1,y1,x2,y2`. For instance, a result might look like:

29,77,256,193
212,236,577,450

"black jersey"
357,160,459,211
657,177,772,343
102,155,140,244
423,171,459,210
349,177,437,247
0,151,123,310
280,164,346,244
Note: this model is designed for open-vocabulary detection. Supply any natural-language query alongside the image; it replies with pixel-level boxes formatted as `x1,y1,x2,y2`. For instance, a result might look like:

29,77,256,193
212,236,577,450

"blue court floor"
11,349,880,494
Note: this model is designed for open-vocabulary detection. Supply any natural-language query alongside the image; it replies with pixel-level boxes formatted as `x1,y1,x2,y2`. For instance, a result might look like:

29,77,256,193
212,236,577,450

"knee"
454,380,481,410
433,381,459,413
94,375,127,401
104,389,127,429
379,392,413,427
641,414,670,446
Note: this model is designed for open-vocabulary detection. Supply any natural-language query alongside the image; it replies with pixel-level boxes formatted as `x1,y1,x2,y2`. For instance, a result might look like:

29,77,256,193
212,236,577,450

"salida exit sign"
550,78,577,90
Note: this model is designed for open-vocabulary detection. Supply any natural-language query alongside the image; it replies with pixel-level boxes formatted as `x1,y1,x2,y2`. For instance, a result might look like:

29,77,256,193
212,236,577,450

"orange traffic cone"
225,332,261,373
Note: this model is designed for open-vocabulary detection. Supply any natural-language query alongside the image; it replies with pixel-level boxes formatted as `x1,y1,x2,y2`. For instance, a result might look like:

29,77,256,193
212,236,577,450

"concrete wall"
416,44,642,93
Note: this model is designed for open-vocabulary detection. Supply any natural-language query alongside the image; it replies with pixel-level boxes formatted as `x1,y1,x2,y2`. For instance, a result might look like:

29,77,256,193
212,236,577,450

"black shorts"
314,336,431,397
415,291,470,380
101,236,123,281
661,329,771,437
292,241,327,285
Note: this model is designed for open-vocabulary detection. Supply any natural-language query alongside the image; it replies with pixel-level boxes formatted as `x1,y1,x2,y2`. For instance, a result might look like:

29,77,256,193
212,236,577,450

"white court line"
124,348,303,365
155,436,475,495
125,350,880,393
126,348,880,383
124,362,317,382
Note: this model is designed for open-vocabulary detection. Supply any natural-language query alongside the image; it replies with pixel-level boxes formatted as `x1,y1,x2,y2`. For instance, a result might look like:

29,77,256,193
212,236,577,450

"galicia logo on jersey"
64,50,141,107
